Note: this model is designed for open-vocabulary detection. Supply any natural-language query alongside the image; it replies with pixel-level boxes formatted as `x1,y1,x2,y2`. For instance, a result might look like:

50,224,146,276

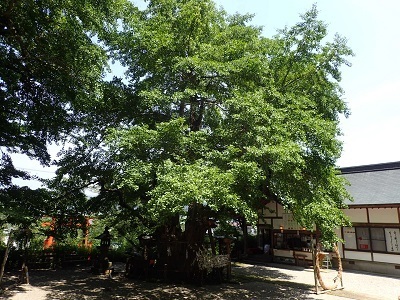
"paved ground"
0,261,399,299
236,262,400,300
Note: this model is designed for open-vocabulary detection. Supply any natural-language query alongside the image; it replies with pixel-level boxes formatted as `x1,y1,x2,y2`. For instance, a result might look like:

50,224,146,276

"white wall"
344,250,372,261
342,208,368,223
273,219,283,229
368,207,399,223
262,202,278,217
277,204,284,217
373,253,400,264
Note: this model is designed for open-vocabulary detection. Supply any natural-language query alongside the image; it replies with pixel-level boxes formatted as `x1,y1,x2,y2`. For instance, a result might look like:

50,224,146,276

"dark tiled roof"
340,161,400,206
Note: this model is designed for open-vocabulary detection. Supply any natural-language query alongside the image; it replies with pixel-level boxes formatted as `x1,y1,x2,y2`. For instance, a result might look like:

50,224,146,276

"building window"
273,232,311,250
370,228,386,252
355,227,370,251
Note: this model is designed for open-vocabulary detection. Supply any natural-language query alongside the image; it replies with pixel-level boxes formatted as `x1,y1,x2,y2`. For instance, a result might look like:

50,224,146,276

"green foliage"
213,220,242,239
0,0,131,241
1,0,354,247
102,1,353,244
0,187,52,226
0,0,126,165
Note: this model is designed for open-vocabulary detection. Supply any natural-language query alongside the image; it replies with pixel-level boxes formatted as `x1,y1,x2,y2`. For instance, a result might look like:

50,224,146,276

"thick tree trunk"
185,203,208,249
183,203,209,278
20,237,30,284
153,205,211,283
155,214,183,272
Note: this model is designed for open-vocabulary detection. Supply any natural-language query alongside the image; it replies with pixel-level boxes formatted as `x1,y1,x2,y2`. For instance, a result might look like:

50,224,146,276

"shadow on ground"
1,263,319,300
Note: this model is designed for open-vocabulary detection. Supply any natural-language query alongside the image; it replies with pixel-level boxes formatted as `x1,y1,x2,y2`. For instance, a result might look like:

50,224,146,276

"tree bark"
183,203,209,277
0,230,14,287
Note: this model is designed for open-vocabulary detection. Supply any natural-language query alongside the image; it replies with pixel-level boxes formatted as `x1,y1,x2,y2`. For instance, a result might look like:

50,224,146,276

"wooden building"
257,161,400,276
338,161,400,275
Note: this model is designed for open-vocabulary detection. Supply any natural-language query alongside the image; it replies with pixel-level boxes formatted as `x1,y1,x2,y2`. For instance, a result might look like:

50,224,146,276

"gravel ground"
0,262,399,300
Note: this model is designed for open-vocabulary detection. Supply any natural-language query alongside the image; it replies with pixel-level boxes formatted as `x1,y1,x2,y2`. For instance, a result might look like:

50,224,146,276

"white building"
257,161,400,276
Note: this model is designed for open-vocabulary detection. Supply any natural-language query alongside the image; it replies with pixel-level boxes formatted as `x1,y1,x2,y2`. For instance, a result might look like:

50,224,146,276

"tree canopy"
0,0,126,171
0,0,127,227
1,0,353,248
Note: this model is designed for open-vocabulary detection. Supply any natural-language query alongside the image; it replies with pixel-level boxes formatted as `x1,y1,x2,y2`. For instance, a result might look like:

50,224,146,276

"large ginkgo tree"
49,0,353,273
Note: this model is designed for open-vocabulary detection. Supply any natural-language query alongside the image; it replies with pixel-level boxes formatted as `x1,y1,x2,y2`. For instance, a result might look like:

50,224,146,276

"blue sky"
12,0,400,187
214,0,400,167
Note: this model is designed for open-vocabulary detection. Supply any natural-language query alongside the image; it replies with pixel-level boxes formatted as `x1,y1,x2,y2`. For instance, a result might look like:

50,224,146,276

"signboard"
343,227,357,250
385,228,400,253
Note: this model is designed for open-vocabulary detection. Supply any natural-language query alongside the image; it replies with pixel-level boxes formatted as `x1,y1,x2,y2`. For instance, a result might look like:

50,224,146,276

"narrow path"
6,285,50,300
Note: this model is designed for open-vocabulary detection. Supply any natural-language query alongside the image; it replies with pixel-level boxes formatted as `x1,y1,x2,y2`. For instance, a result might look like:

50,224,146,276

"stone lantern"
97,226,111,252
93,226,113,274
